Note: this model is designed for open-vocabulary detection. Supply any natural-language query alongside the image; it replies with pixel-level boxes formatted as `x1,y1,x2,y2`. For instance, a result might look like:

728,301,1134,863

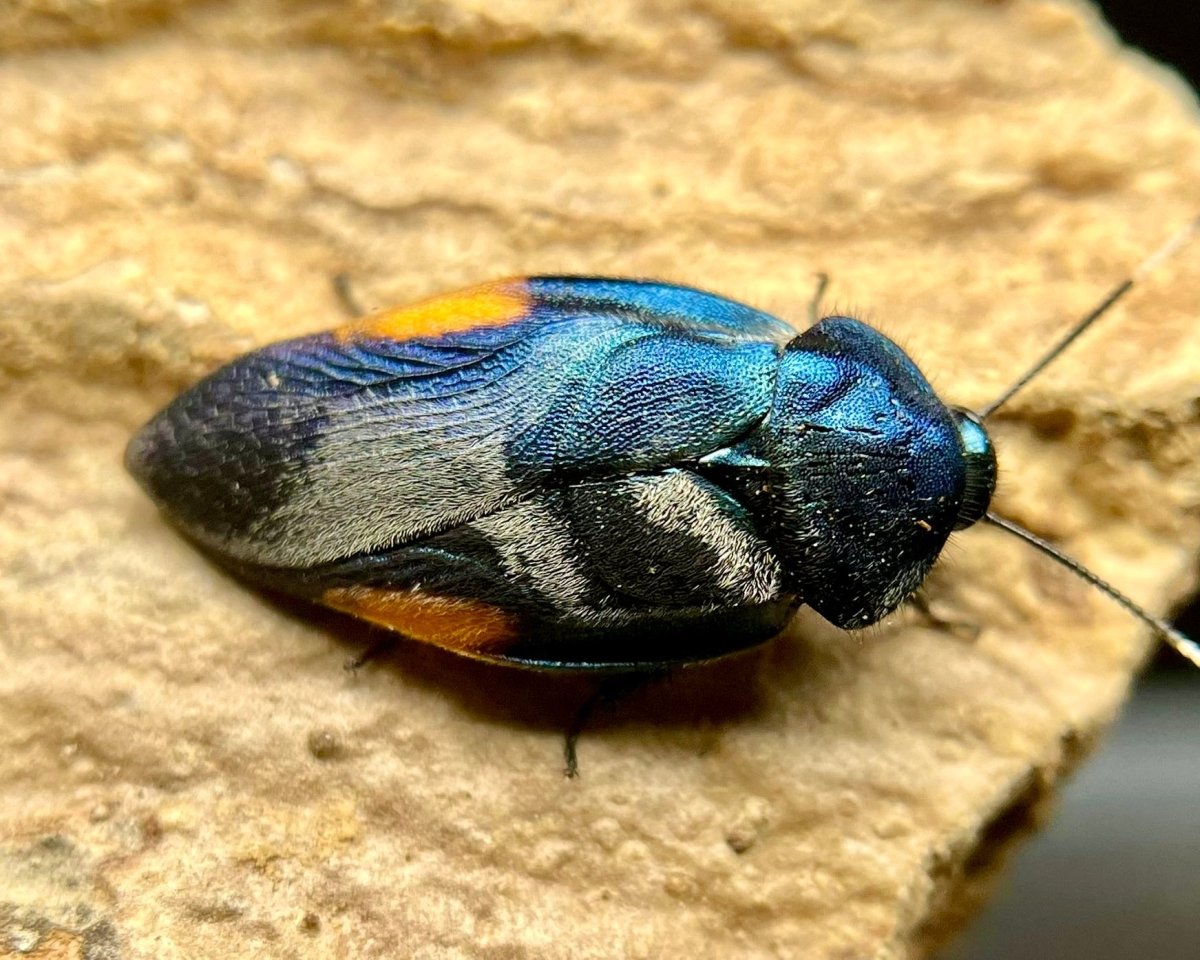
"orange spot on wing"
336,279,531,343
322,585,518,657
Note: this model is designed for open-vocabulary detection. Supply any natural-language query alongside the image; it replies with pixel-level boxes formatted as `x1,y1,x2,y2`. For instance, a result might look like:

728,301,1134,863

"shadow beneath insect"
259,588,794,773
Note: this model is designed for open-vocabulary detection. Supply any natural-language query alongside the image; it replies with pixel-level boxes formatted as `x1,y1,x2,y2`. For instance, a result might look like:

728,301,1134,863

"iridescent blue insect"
127,231,1200,685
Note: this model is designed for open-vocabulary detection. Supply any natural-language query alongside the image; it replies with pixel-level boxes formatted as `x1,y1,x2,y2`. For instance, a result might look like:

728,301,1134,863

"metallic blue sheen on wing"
127,278,790,570
527,277,796,343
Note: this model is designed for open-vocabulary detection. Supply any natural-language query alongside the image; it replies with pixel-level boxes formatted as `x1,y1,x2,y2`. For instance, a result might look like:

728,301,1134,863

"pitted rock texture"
2,2,1199,958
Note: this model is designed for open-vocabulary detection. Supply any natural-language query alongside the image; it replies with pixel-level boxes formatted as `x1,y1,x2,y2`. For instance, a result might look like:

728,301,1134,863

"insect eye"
951,407,996,530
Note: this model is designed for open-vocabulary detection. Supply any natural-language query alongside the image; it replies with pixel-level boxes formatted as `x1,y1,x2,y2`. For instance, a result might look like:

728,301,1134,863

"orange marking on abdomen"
335,279,531,343
322,585,518,657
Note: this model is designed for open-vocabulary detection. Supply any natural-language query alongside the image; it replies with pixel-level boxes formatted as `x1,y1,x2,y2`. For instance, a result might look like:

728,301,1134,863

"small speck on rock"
307,729,342,760
725,825,758,854
725,796,772,854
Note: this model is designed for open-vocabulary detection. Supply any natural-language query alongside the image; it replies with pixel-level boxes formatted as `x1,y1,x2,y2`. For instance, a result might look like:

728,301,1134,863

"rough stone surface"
2,2,1199,958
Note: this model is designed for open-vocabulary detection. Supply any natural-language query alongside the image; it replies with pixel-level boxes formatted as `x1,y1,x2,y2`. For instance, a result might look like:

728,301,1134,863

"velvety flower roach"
127,221,1200,770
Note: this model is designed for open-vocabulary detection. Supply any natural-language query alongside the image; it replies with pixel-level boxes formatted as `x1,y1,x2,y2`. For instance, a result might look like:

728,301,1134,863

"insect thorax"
711,317,976,629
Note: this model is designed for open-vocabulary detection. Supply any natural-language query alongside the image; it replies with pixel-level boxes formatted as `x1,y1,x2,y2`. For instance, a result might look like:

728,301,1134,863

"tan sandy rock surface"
2,1,1199,958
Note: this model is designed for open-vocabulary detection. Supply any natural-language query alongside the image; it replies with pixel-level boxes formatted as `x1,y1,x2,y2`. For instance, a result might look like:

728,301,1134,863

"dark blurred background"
1093,2,1200,91
946,4,1200,957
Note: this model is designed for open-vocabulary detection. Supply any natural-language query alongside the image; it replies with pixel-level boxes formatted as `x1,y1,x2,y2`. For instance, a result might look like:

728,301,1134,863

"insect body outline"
126,276,995,669
126,223,1200,677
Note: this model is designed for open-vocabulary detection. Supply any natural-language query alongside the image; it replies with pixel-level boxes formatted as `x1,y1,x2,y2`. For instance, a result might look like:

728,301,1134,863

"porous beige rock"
2,2,1198,958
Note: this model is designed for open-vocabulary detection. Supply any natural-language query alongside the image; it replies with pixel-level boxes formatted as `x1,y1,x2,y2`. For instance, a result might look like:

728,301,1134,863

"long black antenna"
984,513,1200,668
974,218,1200,668
978,217,1200,420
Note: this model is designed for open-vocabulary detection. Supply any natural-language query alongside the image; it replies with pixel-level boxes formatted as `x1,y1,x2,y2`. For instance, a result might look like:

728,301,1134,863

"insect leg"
808,272,830,326
908,591,980,640
331,273,367,319
343,627,399,673
563,669,671,779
